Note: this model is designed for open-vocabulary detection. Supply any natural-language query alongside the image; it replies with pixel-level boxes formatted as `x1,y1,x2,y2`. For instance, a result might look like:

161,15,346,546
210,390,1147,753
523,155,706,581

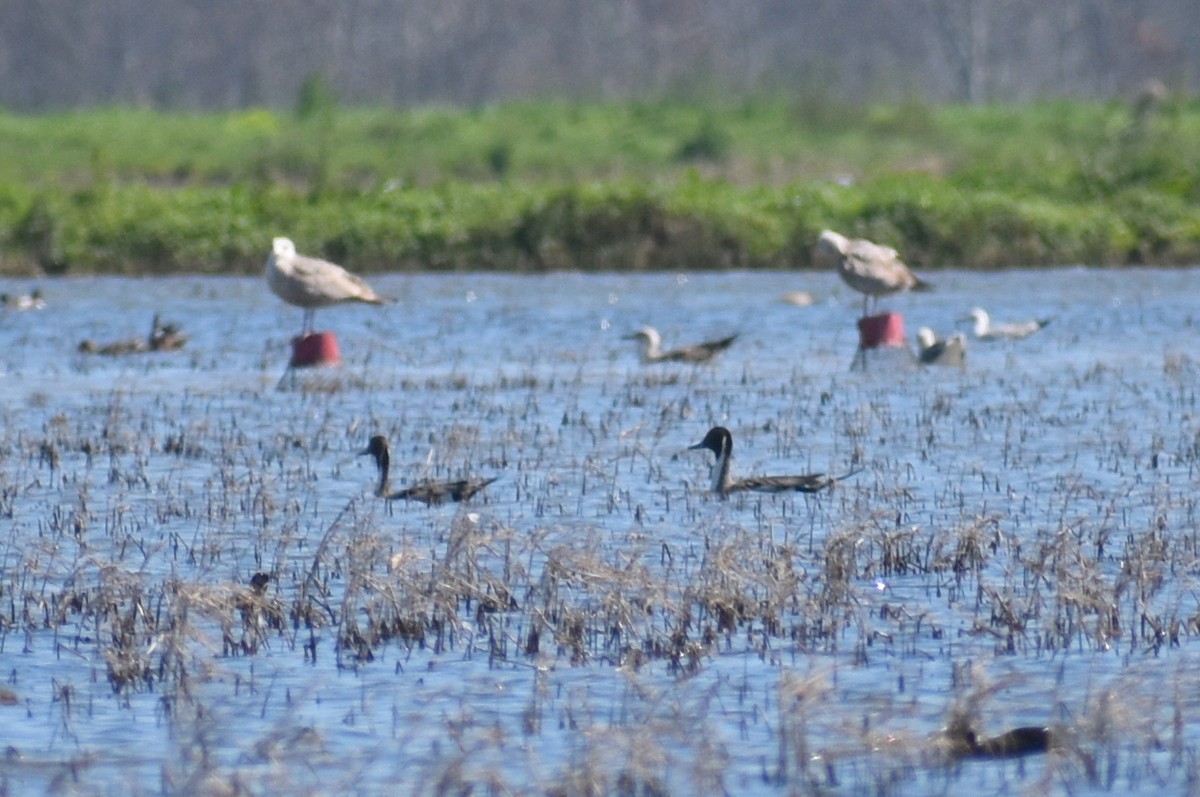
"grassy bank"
1,98,1198,275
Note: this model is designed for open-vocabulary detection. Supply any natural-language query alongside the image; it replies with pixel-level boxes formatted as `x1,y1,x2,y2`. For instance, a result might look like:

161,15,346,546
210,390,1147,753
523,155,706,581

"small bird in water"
688,426,860,498
78,313,187,355
360,435,498,505
944,724,1052,760
0,289,45,311
961,307,1051,340
265,237,389,335
815,229,932,316
625,326,737,364
916,327,966,367
249,572,271,595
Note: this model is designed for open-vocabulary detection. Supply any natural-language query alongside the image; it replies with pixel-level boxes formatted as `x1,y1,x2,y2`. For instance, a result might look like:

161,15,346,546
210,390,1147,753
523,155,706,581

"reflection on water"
1,268,1199,795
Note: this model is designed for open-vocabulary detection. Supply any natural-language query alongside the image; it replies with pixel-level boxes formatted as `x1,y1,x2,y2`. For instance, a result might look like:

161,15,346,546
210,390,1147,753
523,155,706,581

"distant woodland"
0,0,1194,110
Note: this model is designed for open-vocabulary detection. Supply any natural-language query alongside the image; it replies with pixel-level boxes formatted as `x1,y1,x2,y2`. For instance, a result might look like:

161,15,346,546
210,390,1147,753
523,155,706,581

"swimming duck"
625,326,737,364
360,435,497,505
265,237,389,334
688,426,860,498
944,724,1052,760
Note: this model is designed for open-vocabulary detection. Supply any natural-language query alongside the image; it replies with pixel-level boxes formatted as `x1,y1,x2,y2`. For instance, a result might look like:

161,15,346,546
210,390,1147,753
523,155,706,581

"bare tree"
0,0,1193,110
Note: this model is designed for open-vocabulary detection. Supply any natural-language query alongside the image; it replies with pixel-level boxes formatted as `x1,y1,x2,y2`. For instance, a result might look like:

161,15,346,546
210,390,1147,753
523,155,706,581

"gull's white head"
916,327,937,349
272,237,297,258
625,326,663,358
961,307,990,336
814,229,848,265
629,326,661,345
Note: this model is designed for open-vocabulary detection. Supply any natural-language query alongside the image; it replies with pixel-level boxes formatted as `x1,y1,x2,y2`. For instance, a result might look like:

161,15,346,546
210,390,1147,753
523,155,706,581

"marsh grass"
11,441,1194,793
1,98,1199,275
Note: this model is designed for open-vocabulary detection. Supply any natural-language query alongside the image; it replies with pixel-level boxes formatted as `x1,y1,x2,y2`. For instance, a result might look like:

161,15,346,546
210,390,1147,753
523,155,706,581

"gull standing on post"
265,237,388,335
688,426,860,499
961,307,1051,340
625,326,737,364
816,229,932,316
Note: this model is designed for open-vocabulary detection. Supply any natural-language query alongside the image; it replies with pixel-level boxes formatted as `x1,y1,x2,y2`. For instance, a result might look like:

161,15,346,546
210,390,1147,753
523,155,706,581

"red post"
857,313,906,349
290,331,342,368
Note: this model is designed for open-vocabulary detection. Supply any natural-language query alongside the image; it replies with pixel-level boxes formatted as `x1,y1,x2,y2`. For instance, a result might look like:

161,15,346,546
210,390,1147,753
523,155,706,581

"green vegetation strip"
1,98,1198,274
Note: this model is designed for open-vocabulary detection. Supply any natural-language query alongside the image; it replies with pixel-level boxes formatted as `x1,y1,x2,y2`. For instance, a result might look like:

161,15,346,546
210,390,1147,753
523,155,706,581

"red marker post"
851,312,907,371
290,331,342,368
857,313,906,349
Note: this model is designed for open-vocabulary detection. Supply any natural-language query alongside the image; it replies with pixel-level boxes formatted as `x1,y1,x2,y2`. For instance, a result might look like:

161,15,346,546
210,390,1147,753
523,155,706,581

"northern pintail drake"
916,327,966,367
688,426,860,498
360,435,498,505
625,326,737,364
265,237,389,334
943,724,1052,760
815,229,932,315
961,307,1051,340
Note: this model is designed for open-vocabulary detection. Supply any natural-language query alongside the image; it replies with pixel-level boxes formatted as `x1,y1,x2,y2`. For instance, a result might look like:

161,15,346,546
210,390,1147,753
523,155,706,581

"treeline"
0,98,1197,276
0,0,1192,111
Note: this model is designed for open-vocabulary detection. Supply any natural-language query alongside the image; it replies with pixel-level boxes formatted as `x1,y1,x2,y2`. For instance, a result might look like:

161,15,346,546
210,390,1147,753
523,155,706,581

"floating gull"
1,289,46,311
360,435,498,505
625,326,737,364
265,237,388,334
815,229,932,316
962,307,1051,340
688,426,860,499
916,327,967,367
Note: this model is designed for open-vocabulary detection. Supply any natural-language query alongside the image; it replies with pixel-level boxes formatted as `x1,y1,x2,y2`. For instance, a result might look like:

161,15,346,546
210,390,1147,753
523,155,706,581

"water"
1,267,1199,795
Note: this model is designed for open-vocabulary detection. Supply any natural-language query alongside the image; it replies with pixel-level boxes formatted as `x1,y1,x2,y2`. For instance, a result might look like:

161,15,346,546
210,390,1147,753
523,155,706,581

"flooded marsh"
1,268,1200,795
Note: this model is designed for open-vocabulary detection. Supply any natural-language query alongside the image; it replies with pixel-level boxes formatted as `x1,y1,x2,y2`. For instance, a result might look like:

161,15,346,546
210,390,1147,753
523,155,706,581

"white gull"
815,229,932,316
625,326,737,364
916,327,967,366
265,237,388,334
962,307,1051,340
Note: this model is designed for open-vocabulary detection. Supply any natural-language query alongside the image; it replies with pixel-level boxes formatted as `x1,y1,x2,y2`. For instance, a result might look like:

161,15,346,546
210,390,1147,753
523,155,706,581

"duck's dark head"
360,435,391,495
360,435,390,467
689,426,733,458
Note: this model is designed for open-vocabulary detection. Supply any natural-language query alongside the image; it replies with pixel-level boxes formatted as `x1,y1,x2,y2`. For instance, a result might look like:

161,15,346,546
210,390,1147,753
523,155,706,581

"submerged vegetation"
1,96,1199,275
